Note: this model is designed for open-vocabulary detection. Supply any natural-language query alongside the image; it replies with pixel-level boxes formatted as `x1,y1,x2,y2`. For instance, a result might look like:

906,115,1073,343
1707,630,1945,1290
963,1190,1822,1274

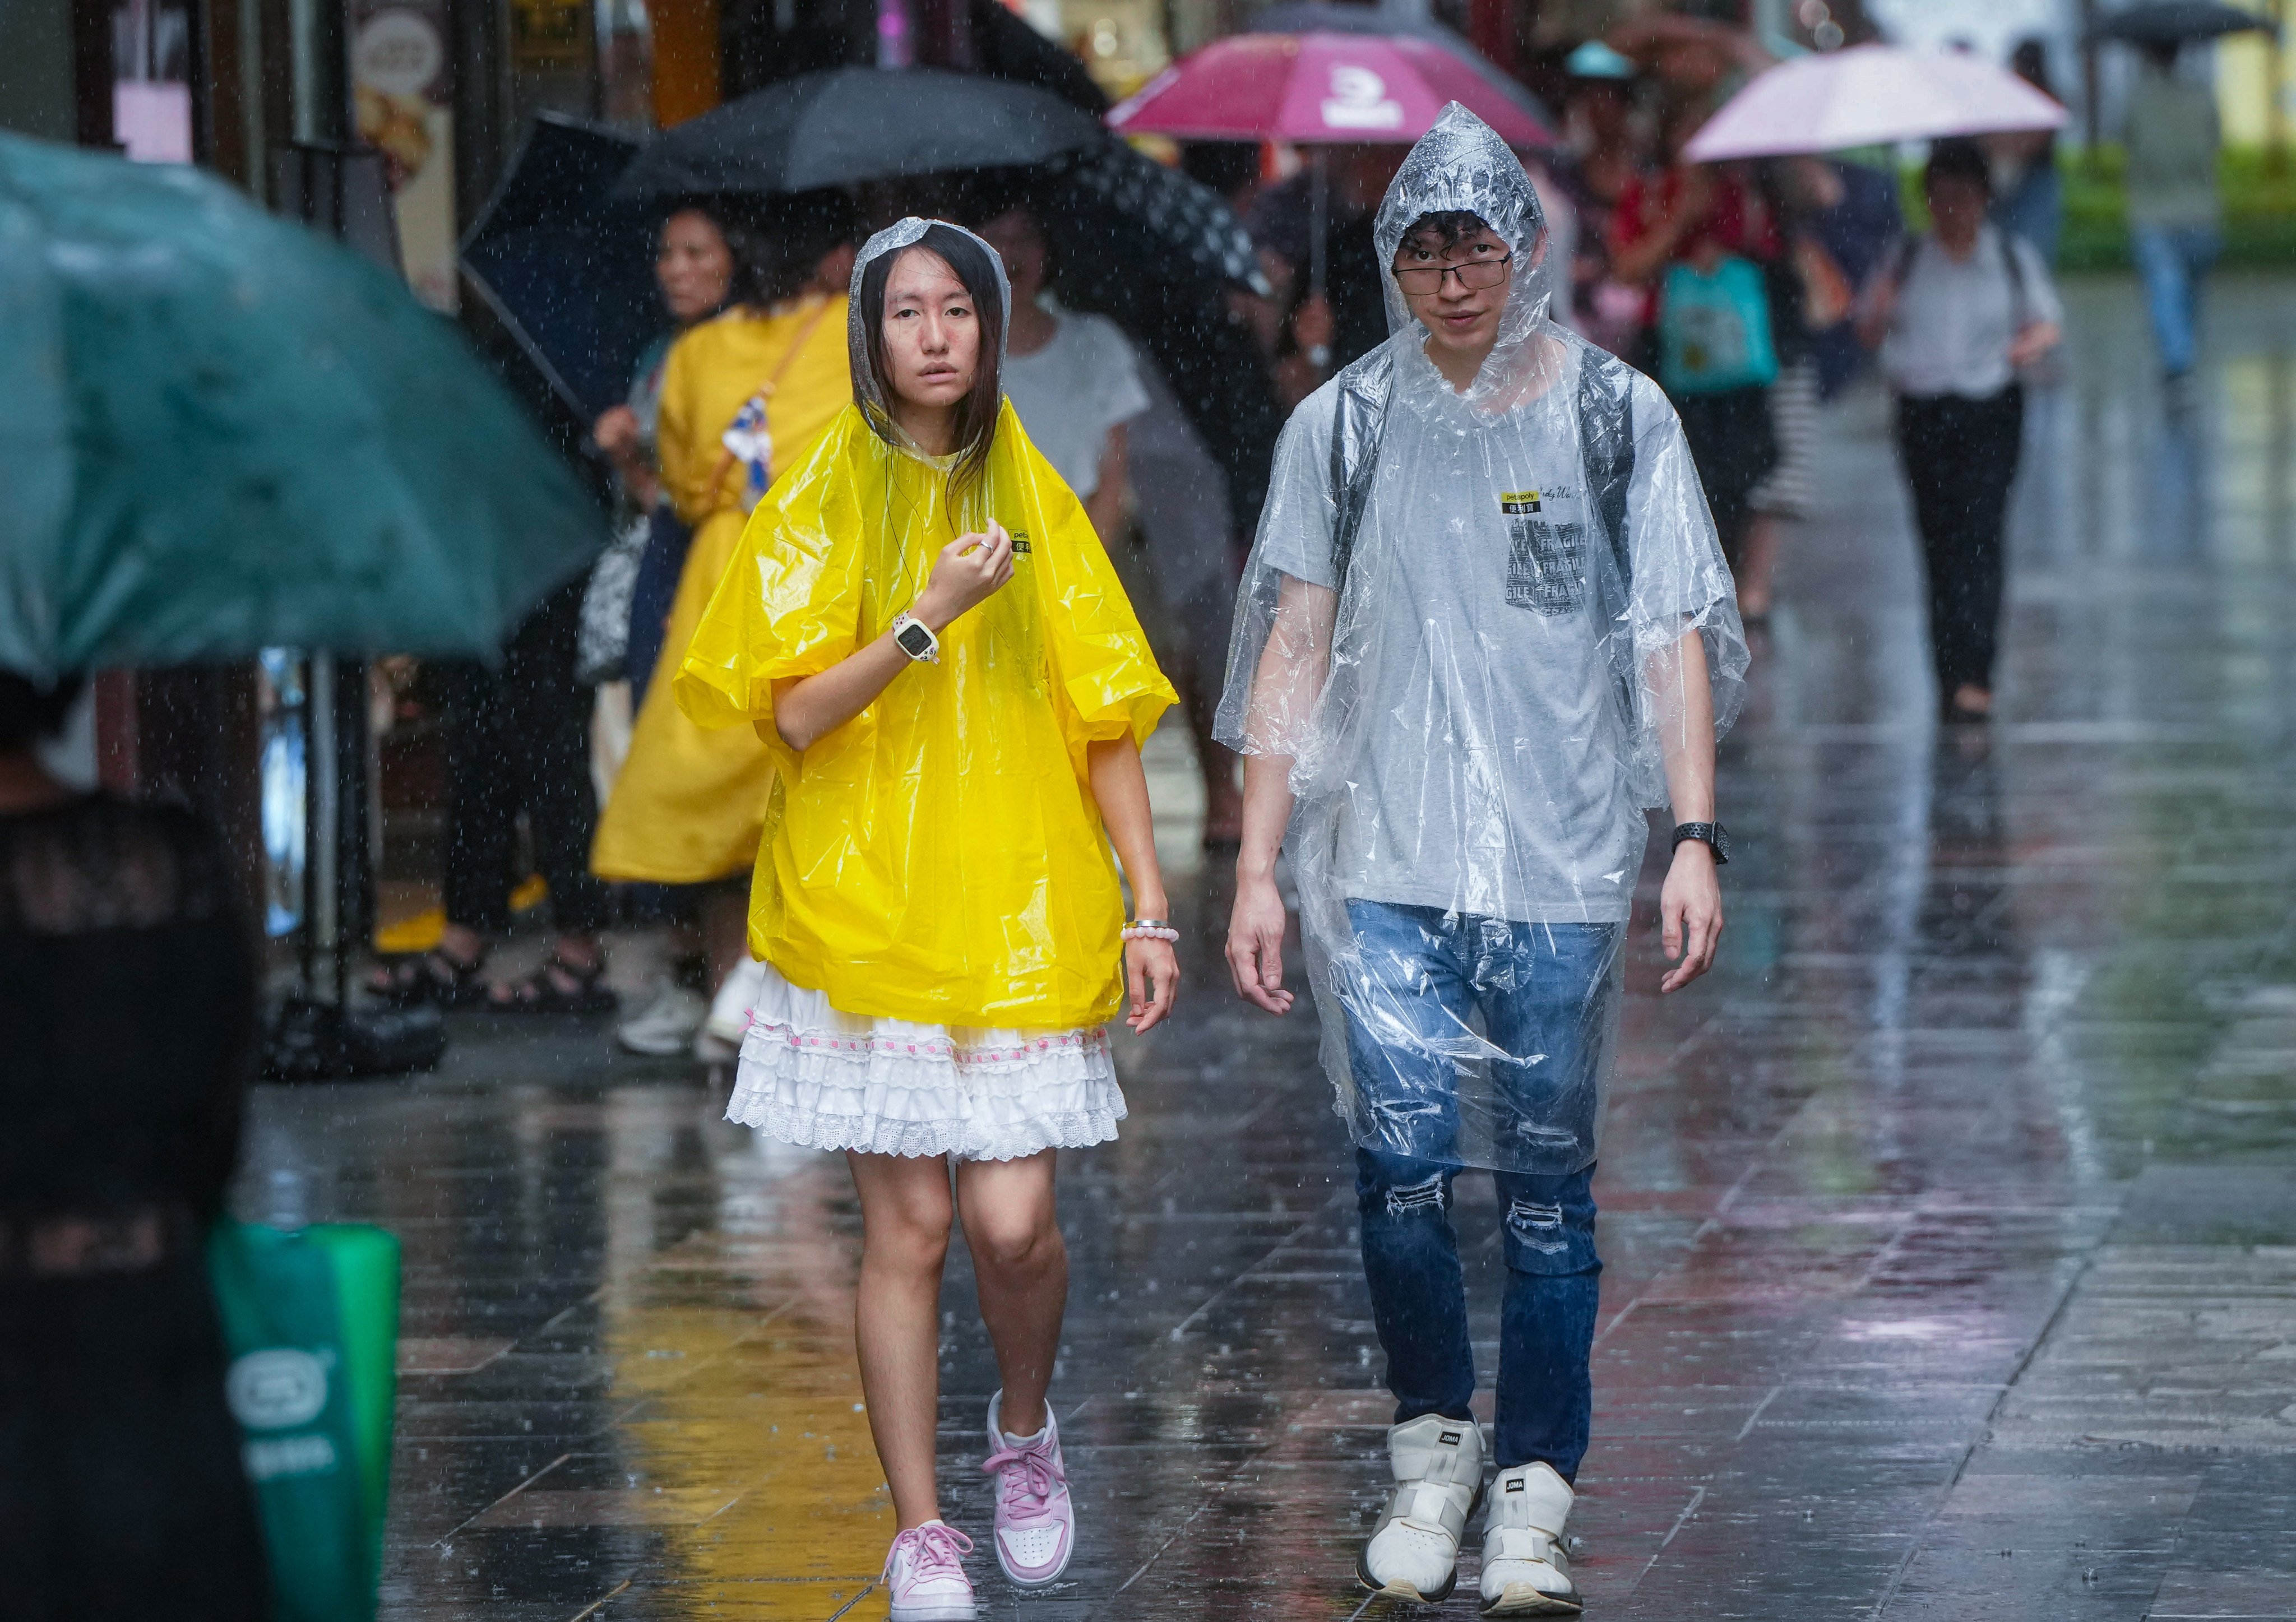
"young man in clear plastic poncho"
1220,105,1748,1615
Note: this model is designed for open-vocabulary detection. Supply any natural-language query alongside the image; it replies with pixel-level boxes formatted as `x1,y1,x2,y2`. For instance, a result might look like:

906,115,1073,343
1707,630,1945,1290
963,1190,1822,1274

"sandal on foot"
487,951,618,1015
368,946,490,1008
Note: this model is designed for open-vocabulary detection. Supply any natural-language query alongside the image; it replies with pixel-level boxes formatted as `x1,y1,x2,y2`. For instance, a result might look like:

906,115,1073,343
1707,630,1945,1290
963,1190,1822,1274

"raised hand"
915,521,1015,631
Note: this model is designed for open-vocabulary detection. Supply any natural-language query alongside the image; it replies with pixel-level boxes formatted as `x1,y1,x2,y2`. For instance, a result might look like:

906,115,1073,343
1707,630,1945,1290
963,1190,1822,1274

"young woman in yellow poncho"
590,205,857,1057
674,220,1178,1619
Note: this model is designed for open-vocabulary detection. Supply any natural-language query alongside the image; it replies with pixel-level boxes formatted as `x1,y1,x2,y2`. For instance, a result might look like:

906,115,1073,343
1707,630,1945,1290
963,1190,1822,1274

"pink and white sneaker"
882,1520,976,1621
982,1391,1076,1588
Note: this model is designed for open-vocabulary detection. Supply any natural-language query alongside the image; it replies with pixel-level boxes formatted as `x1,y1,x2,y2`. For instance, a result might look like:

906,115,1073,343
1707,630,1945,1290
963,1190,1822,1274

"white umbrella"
1682,44,2067,163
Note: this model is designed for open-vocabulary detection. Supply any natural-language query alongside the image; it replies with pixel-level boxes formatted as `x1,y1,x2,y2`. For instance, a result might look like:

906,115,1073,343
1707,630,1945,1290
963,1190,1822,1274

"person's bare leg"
955,1150,1066,1438
1737,511,1783,618
1179,647,1243,845
699,883,748,991
847,1151,955,1530
1196,717,1243,845
552,931,601,971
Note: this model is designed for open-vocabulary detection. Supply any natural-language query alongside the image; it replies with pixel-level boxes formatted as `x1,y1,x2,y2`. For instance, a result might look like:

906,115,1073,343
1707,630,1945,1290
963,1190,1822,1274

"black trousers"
438,577,608,935
1672,384,1777,569
1895,386,2024,695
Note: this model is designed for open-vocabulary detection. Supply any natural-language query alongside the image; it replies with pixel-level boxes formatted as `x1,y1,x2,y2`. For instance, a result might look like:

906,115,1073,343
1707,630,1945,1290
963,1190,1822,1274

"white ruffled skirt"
725,961,1126,1162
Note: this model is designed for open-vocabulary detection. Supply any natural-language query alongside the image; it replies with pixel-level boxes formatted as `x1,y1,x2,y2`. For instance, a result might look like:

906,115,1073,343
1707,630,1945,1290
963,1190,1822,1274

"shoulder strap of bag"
1576,350,1636,593
1328,347,1396,590
1994,228,2031,333
1892,233,1920,289
706,296,838,510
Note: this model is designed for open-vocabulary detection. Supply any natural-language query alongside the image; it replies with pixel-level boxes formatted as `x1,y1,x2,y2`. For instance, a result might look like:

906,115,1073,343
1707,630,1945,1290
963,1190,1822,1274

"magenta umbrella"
1110,31,1554,147
1111,33,1552,304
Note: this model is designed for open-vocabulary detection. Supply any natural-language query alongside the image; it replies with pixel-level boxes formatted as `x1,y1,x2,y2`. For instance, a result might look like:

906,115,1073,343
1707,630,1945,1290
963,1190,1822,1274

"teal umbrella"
0,134,605,681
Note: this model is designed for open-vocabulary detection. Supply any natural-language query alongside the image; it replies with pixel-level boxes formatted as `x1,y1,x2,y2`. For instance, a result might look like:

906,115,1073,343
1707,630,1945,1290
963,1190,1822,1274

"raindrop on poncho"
676,218,1176,1030
1218,105,1748,1174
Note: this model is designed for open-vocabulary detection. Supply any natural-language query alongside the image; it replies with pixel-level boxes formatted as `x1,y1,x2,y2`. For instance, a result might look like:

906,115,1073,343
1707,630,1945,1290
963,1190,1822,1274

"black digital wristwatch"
1670,822,1729,864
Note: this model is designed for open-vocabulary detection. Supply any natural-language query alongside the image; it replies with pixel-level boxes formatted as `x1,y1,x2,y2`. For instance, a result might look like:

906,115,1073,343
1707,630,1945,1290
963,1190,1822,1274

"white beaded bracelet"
1121,921,1180,943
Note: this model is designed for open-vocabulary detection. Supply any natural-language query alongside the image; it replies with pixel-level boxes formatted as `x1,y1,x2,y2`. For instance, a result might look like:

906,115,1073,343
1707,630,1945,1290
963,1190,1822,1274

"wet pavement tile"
237,277,2296,1616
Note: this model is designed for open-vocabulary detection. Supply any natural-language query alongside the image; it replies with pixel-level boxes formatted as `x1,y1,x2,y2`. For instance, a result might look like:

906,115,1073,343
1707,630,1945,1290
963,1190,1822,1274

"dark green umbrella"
0,133,605,682
2090,2,2273,44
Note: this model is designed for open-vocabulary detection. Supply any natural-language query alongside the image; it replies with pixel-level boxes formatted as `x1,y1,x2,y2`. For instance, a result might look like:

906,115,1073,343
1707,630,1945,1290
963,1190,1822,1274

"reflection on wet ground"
242,276,2296,1619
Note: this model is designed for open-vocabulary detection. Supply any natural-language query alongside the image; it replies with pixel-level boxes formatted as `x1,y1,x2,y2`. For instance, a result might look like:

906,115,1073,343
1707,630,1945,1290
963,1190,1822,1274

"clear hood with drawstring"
1216,105,1748,1175
845,216,1012,454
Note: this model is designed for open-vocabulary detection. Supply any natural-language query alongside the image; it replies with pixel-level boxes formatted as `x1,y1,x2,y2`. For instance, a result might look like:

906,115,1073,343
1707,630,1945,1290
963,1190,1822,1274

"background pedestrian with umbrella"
2094,4,2271,393
0,132,602,1621
599,202,741,706
974,191,1248,846
1610,96,1784,573
1555,38,1656,355
587,192,860,1065
1109,25,1553,394
1858,137,2063,726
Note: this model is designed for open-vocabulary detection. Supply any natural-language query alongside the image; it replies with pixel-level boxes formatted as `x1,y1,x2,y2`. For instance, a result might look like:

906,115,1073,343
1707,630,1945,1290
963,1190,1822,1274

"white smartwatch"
890,610,939,665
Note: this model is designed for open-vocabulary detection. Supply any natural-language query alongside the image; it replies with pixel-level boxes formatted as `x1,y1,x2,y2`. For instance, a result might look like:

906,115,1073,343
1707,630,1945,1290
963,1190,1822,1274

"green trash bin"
207,1219,401,1622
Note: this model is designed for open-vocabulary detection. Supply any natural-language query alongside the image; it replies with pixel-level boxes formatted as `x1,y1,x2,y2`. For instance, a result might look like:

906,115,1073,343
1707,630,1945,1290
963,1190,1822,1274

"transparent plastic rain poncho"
1217,106,1748,1175
675,219,1175,1031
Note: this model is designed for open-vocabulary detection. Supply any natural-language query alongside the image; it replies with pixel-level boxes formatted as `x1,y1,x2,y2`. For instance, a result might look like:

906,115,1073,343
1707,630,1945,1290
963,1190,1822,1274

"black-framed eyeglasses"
1391,253,1512,295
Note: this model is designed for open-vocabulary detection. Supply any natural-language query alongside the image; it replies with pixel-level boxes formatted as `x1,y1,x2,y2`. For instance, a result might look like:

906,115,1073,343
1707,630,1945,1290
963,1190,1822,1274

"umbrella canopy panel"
1682,44,2067,163
460,114,656,422
1035,136,1266,294
2090,2,2274,43
614,66,1104,202
1110,31,1553,147
1252,2,1556,139
0,135,604,679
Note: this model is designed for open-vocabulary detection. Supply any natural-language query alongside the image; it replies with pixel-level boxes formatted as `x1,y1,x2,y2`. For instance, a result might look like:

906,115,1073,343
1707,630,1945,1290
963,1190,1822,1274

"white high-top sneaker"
1479,1462,1582,1616
1357,1414,1485,1602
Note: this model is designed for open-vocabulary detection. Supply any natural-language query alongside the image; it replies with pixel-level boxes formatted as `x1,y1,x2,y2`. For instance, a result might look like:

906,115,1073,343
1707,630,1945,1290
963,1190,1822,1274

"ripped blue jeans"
1344,900,1609,1480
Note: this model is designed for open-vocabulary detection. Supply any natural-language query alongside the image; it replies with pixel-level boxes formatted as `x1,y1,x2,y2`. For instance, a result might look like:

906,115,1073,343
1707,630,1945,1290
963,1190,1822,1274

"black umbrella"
1035,136,1267,295
612,66,1103,202
2090,2,2274,44
459,114,656,421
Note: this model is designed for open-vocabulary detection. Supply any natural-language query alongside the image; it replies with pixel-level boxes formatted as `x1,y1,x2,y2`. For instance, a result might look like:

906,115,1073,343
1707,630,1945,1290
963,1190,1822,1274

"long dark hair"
668,193,857,313
857,222,1006,498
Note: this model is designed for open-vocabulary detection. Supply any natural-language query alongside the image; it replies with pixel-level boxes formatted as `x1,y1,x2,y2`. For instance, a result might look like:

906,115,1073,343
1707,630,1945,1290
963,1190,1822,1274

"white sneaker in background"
614,979,709,1056
1479,1462,1581,1616
693,957,766,1061
1358,1413,1484,1603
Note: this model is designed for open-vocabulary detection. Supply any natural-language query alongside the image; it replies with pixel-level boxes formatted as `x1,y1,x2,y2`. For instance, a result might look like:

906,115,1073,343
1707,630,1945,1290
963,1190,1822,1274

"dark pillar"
72,0,115,146
2080,0,2100,165
452,0,511,230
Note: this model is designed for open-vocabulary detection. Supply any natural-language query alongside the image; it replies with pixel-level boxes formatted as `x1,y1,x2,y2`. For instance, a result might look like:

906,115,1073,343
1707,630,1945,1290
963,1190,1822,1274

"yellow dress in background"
590,294,850,884
676,400,1175,1030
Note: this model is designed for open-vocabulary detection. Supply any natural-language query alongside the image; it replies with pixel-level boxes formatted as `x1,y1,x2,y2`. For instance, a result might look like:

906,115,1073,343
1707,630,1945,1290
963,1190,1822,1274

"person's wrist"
1235,850,1279,884
1671,837,1716,869
911,592,951,635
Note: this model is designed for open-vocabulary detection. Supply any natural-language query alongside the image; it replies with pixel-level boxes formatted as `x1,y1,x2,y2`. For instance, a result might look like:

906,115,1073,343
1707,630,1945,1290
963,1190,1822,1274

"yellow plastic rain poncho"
676,219,1175,1031
590,293,850,884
